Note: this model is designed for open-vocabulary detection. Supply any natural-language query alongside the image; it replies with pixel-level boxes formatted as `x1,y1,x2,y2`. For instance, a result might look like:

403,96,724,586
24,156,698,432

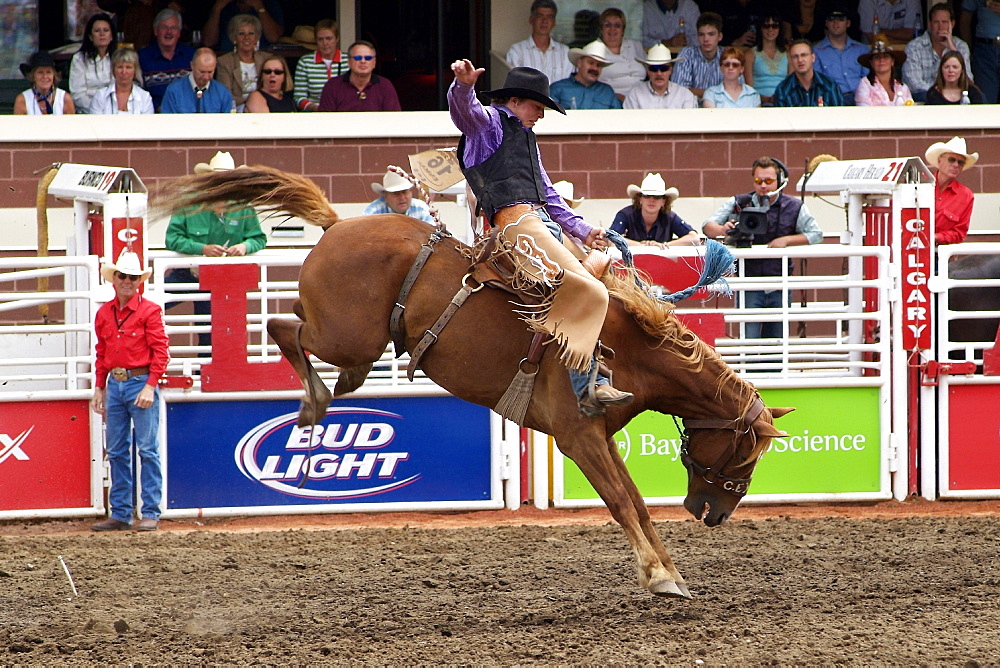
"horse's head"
679,399,792,526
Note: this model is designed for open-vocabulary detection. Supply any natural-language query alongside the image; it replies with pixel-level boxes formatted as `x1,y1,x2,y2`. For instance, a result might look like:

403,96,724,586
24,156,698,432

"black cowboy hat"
483,67,566,114
19,51,56,78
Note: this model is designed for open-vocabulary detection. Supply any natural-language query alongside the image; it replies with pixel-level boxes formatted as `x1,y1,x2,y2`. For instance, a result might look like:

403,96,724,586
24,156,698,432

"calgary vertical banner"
900,207,932,351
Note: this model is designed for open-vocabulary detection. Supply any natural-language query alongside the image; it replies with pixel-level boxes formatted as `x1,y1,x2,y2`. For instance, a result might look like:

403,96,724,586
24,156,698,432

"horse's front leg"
607,437,691,599
557,428,689,598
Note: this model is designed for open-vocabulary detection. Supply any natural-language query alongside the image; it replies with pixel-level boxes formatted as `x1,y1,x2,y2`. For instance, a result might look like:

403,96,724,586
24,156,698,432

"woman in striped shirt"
293,19,349,111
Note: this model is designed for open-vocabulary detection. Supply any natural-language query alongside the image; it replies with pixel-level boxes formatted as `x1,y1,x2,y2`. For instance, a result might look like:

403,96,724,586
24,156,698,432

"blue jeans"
537,208,609,398
972,40,1000,104
743,289,789,339
105,375,163,522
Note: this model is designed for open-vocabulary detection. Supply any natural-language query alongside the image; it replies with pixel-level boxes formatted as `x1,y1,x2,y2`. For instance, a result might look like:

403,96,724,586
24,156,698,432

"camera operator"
702,156,822,338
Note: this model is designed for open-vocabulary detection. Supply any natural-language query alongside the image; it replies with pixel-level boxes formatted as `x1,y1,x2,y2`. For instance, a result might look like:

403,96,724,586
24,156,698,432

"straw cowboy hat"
635,44,684,67
19,51,56,78
553,180,584,208
626,173,680,202
371,170,413,194
279,25,317,49
100,250,151,284
925,137,979,171
857,37,906,69
568,40,613,67
194,151,241,174
483,67,566,114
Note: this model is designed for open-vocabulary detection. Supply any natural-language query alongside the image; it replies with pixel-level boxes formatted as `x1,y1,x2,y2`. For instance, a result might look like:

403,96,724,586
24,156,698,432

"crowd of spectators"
12,0,998,115
505,0,996,108
14,7,397,115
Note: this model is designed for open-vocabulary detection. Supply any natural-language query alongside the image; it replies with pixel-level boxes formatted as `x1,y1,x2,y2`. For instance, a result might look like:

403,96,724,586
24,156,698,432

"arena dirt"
2,502,999,665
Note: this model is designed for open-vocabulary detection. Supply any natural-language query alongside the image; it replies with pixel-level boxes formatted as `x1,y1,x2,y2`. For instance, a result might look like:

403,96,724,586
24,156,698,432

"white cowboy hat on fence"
626,173,680,202
371,170,414,194
925,137,978,172
100,249,151,284
568,40,613,67
552,180,584,208
635,44,684,67
194,151,238,174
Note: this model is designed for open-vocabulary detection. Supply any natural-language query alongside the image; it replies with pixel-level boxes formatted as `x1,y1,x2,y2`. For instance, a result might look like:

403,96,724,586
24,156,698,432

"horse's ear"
768,407,795,419
755,422,788,438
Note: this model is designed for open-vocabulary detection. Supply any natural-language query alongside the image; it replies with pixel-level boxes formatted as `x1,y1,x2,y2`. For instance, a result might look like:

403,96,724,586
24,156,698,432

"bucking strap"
389,227,452,357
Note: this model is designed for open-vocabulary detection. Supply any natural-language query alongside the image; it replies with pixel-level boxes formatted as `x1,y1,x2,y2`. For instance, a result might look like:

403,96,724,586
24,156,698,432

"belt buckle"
111,367,128,381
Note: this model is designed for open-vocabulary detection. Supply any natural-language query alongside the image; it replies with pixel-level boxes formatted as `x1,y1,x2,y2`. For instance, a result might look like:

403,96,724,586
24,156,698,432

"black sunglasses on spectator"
648,64,672,72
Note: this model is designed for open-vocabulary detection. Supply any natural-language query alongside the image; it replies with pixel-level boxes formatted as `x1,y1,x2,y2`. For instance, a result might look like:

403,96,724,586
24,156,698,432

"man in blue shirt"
550,40,622,109
773,39,845,106
363,170,434,223
670,12,725,99
813,6,868,104
959,0,1000,103
137,8,195,111
161,48,235,113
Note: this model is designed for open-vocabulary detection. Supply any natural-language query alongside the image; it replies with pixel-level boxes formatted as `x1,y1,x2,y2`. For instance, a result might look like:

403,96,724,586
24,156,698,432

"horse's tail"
155,166,340,228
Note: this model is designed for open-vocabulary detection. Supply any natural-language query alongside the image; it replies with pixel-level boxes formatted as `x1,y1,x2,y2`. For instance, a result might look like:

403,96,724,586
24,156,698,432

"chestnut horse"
161,167,790,598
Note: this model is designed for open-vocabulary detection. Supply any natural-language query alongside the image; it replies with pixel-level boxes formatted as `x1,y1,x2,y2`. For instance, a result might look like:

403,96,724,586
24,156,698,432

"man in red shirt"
925,136,978,245
91,251,170,532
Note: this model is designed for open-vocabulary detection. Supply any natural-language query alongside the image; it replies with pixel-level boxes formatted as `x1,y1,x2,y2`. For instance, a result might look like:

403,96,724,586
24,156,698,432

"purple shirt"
318,74,401,111
447,79,593,242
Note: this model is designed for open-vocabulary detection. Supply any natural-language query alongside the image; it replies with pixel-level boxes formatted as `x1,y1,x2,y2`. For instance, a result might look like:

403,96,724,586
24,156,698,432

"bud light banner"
165,396,496,511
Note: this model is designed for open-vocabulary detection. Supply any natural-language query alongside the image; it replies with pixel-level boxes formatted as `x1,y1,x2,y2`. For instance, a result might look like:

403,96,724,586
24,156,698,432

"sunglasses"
754,176,777,185
262,68,284,75
351,54,375,61
641,194,667,199
762,22,781,28
722,61,742,68
946,156,966,166
115,272,141,281
602,21,624,28
648,64,672,72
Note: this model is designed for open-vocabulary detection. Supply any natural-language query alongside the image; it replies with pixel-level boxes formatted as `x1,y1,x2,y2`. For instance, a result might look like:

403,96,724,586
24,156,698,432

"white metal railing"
635,244,893,382
0,256,99,396
932,243,1000,368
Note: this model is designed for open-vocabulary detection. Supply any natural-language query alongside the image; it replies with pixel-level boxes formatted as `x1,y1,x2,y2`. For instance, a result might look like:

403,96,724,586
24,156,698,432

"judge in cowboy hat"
926,137,979,244
448,58,633,411
91,249,169,532
549,39,622,109
611,173,698,249
623,44,695,109
363,169,434,222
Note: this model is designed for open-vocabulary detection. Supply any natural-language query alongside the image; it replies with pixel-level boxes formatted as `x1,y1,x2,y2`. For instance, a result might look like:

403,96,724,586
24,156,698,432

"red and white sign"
0,401,92,511
900,208,932,351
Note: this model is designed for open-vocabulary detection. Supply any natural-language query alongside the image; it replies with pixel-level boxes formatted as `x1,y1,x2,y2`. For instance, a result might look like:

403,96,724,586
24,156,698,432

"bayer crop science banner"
165,396,495,512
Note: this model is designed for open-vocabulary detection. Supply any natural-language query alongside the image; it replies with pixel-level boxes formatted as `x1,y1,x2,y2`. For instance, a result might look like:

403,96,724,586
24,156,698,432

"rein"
389,226,452,358
674,397,766,498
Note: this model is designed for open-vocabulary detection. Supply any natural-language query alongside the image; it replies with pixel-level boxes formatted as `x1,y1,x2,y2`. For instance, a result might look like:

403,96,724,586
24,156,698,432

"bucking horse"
160,166,791,598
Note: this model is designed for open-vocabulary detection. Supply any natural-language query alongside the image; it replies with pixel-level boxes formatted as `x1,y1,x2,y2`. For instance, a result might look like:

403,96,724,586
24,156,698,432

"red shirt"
94,293,170,388
935,178,974,245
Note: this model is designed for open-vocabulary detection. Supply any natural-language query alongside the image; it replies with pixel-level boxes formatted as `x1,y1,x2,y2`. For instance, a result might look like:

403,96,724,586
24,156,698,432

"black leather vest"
458,111,547,221
735,192,802,278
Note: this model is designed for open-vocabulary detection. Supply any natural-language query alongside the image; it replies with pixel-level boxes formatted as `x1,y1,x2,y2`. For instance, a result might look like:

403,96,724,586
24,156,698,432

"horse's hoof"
649,578,692,599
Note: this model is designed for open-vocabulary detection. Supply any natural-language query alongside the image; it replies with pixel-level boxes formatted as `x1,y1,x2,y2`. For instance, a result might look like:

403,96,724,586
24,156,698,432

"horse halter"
674,397,766,498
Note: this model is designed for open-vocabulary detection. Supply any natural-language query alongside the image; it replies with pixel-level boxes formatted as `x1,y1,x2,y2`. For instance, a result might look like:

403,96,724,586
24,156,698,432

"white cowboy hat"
925,137,978,171
626,173,680,202
568,40,612,67
371,170,413,194
552,180,584,208
635,44,684,67
194,151,237,174
100,249,151,284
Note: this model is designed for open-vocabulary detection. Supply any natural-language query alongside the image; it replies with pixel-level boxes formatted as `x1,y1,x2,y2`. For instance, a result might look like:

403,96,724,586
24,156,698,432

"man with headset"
702,156,823,339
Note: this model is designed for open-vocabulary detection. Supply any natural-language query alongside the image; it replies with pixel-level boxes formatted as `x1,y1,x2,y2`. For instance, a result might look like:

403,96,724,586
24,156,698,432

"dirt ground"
2,500,999,665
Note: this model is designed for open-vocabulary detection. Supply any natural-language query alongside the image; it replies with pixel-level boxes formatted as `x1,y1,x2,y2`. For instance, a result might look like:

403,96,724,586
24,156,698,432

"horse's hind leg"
608,438,691,599
267,317,331,427
558,428,688,598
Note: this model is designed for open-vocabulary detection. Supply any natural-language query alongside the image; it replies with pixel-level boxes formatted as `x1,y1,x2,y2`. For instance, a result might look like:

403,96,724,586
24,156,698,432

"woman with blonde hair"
596,7,646,100
14,51,75,115
215,13,273,111
89,47,153,114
